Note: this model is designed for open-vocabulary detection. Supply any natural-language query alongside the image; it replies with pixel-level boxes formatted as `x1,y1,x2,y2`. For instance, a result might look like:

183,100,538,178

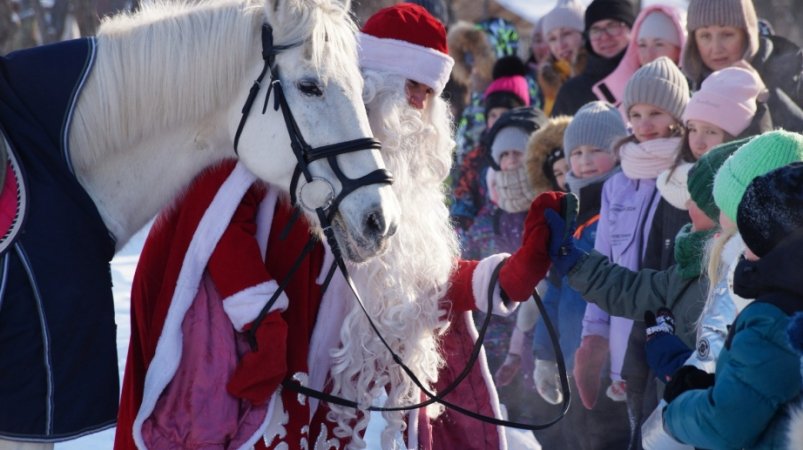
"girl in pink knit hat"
680,65,770,161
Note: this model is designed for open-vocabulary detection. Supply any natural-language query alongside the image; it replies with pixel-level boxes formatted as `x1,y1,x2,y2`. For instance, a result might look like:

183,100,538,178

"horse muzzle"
333,185,400,263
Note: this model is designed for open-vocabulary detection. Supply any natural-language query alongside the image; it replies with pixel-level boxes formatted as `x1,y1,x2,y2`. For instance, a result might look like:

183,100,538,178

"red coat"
115,161,510,450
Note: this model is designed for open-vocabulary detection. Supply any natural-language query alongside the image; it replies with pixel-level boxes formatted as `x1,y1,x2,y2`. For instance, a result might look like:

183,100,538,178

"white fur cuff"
222,280,288,331
472,253,517,317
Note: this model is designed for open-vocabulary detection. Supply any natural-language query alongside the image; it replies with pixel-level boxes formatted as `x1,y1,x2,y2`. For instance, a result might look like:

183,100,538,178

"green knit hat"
713,130,803,223
687,137,749,221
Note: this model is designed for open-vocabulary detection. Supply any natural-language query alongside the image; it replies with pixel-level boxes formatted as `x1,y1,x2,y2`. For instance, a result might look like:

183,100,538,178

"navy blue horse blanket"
0,38,119,441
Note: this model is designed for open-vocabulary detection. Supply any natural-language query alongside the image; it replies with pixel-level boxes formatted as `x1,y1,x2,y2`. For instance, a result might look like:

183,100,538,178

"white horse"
0,0,399,442
72,0,399,259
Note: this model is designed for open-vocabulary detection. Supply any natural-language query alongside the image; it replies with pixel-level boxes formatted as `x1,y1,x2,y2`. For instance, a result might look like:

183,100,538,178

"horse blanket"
0,38,119,440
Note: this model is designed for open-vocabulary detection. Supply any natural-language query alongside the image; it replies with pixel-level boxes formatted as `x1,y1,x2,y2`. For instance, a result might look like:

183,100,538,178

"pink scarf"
619,137,681,180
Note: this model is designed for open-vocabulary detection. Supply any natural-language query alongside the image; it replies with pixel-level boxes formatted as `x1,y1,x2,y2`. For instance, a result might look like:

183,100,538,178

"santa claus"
114,4,563,450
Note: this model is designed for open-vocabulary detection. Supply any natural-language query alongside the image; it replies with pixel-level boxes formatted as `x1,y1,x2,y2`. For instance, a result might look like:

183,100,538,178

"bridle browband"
234,23,570,431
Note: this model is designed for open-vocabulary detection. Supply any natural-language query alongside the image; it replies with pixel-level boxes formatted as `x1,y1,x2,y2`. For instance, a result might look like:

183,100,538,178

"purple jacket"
582,172,661,379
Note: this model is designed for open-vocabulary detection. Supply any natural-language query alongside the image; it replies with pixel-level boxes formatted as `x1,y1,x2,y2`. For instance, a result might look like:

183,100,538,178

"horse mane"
76,0,357,162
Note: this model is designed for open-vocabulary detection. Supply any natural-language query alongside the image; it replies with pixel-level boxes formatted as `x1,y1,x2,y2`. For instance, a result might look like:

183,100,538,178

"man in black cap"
551,0,635,116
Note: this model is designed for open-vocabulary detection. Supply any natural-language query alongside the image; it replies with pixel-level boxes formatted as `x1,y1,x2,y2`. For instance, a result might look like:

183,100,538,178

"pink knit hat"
483,75,531,106
683,66,766,137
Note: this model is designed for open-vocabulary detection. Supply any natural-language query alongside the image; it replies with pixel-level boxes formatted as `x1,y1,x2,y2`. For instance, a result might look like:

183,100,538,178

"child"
473,106,550,426
663,159,803,449
575,55,687,411
647,65,768,286
450,57,534,260
533,101,631,449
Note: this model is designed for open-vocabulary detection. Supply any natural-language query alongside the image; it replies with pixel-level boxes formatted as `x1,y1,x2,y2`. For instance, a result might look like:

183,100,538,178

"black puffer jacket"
750,35,803,131
551,50,624,117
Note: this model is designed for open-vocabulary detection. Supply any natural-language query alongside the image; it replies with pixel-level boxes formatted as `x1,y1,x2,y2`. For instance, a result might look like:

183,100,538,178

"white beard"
326,70,460,449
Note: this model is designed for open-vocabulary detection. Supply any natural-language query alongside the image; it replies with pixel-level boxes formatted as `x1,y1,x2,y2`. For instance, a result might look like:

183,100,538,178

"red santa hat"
358,3,455,95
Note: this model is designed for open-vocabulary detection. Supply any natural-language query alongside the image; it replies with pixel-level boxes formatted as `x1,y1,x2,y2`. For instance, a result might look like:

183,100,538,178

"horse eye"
297,80,323,97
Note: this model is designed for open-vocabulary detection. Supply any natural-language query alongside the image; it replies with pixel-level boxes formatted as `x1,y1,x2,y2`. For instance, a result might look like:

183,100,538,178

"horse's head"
234,0,400,262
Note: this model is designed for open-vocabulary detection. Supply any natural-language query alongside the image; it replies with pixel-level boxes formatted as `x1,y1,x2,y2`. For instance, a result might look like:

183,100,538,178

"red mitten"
572,335,609,410
227,311,289,406
498,191,566,301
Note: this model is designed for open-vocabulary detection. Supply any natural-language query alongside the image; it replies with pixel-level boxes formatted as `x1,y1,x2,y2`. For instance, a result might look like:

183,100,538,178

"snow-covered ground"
52,224,541,449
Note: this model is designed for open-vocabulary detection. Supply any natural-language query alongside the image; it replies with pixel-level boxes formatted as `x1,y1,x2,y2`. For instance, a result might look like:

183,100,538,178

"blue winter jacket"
664,235,803,449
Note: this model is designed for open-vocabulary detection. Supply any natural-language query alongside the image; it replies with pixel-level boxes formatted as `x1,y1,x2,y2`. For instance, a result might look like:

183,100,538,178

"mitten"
645,333,693,383
572,334,609,409
499,191,567,301
644,308,676,341
663,365,715,403
605,379,626,402
544,208,584,276
533,359,563,405
227,311,289,405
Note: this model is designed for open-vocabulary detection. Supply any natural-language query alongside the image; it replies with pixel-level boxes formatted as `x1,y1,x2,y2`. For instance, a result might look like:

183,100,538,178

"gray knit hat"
622,56,689,121
542,0,585,38
683,0,759,83
686,0,758,58
563,101,626,168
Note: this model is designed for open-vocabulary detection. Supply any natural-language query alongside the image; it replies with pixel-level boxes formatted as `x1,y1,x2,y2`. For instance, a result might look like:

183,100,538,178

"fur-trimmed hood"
447,18,518,89
789,399,803,450
525,115,571,194
448,21,496,87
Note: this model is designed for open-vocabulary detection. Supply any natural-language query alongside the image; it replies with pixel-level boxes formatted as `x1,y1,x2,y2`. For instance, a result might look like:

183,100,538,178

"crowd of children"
446,0,803,448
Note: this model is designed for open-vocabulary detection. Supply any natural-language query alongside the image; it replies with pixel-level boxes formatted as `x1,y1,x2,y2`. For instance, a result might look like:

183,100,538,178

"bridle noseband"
233,23,570,431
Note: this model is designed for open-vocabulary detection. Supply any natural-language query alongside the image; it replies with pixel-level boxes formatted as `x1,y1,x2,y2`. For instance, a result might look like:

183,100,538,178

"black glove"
663,365,715,403
644,308,675,341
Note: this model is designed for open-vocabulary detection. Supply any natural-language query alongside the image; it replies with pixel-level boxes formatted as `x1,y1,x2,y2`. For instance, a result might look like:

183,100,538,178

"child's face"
686,119,727,160
569,145,617,179
686,199,716,232
486,107,510,129
636,37,681,67
499,150,523,171
628,103,677,142
551,158,569,190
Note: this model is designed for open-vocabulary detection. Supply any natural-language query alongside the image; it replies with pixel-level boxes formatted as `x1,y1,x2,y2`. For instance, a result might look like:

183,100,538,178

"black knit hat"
584,0,636,32
737,162,803,257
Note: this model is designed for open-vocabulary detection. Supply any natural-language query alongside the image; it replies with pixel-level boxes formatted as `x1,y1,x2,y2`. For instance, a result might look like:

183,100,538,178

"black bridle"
235,23,571,431
233,24,394,224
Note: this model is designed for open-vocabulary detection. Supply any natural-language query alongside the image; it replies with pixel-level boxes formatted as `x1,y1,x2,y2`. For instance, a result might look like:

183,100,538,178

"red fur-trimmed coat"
115,161,513,450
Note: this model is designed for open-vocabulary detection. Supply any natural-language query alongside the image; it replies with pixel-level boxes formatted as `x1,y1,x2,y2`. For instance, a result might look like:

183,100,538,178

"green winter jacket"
567,250,707,348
